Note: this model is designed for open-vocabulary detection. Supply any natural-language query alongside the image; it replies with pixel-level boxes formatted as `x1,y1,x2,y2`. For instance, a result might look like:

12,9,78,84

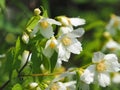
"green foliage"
12,83,22,90
50,51,58,72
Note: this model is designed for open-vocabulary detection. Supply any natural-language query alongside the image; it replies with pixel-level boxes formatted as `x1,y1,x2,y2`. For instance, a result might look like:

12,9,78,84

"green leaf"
12,83,22,90
26,15,41,30
13,37,21,65
31,48,42,73
50,51,58,72
42,55,50,71
5,48,14,77
42,10,48,17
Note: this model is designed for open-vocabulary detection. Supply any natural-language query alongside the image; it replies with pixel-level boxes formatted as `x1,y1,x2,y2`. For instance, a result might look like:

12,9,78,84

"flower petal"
98,72,110,87
104,54,120,72
43,47,54,58
39,25,54,38
58,26,73,35
46,18,61,25
70,18,85,26
92,52,105,63
67,39,82,54
68,28,85,38
80,65,95,84
57,43,70,62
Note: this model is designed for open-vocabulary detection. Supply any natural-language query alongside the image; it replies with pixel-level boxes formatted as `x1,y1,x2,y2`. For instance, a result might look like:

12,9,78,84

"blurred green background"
0,0,120,90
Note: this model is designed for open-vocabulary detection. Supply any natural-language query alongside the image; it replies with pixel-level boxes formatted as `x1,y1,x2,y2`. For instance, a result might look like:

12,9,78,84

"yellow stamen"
50,41,56,48
49,37,56,48
96,60,106,72
40,21,49,29
62,36,72,46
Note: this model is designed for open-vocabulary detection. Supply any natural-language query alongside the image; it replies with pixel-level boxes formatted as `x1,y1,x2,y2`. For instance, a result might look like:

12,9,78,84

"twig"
0,80,10,90
18,51,31,74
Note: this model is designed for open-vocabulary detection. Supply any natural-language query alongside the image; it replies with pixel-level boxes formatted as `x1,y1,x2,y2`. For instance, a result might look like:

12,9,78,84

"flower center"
40,21,49,29
50,83,59,90
62,36,72,46
50,41,56,48
96,61,106,72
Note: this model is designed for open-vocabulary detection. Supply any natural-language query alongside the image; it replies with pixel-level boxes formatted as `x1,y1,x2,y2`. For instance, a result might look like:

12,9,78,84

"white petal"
68,28,85,38
106,40,120,50
80,65,95,84
70,18,85,26
39,25,54,38
57,82,67,90
98,72,110,87
104,54,120,72
43,47,54,58
58,26,73,35
92,52,105,63
57,43,70,62
67,39,82,54
46,18,61,25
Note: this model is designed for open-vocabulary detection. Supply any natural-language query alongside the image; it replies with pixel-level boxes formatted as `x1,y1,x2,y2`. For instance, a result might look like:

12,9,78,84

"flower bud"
22,33,29,44
56,16,70,26
34,8,41,15
29,82,38,89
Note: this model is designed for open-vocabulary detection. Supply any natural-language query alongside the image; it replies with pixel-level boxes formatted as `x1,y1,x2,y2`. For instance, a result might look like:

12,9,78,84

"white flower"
105,39,120,51
57,28,84,62
56,16,85,27
30,18,61,38
80,52,120,87
106,14,120,35
43,37,58,58
46,81,76,90
112,72,120,84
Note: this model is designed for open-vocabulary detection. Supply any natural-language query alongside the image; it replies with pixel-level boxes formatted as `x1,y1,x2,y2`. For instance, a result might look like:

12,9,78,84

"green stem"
80,62,92,69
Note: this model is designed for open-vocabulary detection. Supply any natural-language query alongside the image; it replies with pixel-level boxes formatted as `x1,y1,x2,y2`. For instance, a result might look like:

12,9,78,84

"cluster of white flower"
21,8,120,90
40,16,85,66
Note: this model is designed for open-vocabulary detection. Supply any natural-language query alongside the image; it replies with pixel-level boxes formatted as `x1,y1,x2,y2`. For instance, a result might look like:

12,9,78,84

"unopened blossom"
22,32,29,44
80,52,120,87
34,8,41,15
29,82,38,89
30,18,61,38
57,28,84,62
56,16,85,27
21,50,32,67
43,36,58,58
106,14,120,35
